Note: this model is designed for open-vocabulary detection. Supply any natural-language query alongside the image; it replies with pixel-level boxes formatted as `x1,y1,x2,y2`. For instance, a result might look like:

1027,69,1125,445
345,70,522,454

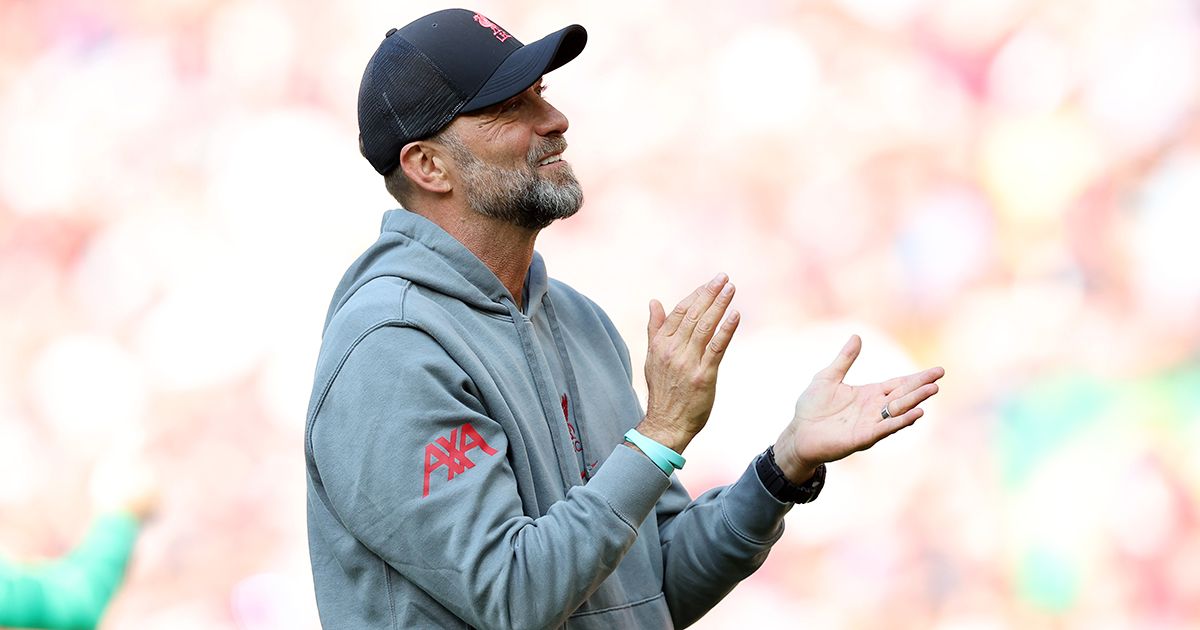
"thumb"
816,334,862,383
648,299,666,339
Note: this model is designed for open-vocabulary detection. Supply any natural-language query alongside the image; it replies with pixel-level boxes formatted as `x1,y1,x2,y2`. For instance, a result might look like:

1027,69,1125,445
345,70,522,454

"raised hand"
638,273,741,453
772,335,944,482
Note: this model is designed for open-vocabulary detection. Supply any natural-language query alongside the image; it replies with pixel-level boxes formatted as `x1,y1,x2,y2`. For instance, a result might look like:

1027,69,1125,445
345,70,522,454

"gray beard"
445,135,584,230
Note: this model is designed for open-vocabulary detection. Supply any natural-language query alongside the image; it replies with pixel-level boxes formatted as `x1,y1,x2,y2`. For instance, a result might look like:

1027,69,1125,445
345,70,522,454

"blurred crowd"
1,0,1197,628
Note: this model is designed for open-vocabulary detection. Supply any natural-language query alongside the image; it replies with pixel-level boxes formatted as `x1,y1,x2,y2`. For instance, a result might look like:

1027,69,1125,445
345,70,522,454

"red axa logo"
473,13,512,42
422,423,498,498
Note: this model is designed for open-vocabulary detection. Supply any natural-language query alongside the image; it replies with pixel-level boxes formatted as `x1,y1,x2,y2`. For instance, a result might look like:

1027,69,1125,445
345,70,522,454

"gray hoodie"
305,209,793,629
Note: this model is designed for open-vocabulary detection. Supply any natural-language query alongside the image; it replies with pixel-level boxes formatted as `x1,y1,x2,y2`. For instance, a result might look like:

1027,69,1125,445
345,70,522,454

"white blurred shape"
259,341,318,430
75,38,175,138
981,114,1102,223
0,406,42,505
691,582,838,630
1083,17,1200,150
30,335,146,449
135,602,236,630
988,28,1072,115
203,108,385,360
898,187,993,302
134,267,269,391
939,282,1084,382
231,572,319,630
0,81,83,214
206,109,378,249
836,0,930,30
927,0,1029,53
89,443,156,517
709,27,820,136
933,619,1008,630
208,0,297,96
1105,461,1178,559
0,37,174,216
70,220,160,328
784,172,871,262
1010,436,1114,562
1131,151,1200,316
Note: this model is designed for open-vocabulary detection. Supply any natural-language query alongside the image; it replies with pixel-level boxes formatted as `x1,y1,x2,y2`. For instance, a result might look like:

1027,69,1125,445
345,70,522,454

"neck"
410,201,538,310
455,215,538,311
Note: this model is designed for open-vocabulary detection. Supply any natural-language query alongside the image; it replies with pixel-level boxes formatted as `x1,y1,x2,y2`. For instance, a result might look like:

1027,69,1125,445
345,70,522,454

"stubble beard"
444,134,584,231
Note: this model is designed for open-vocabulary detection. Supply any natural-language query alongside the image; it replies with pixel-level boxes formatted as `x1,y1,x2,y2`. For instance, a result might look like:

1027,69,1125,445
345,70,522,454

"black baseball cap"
358,9,587,175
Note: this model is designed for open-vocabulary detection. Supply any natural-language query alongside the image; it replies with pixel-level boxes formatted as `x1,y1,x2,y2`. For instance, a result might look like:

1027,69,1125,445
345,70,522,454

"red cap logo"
473,13,512,43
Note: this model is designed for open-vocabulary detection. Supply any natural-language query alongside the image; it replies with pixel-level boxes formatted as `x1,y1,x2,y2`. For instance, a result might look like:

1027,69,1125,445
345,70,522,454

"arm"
623,274,791,626
655,460,791,628
0,512,140,630
633,295,944,626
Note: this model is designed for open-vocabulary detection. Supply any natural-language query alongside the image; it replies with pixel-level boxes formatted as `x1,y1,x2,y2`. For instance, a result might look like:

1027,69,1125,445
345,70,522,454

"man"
305,9,944,629
1,456,156,629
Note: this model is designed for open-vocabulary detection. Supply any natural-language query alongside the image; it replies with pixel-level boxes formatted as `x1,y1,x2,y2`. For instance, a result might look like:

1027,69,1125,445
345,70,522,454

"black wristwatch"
755,446,826,504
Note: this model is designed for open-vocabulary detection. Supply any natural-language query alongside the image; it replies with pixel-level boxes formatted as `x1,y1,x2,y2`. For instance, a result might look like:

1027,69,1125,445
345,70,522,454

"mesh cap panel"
358,38,465,175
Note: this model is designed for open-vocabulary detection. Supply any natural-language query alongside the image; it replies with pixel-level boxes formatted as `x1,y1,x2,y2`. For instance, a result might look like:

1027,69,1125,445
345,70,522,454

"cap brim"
462,25,587,112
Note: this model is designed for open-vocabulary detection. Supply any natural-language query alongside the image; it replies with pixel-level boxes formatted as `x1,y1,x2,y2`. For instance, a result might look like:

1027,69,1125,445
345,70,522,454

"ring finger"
882,382,939,420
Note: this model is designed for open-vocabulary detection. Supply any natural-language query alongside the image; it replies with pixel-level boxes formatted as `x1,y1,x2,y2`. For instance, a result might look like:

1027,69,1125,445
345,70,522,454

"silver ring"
881,404,891,420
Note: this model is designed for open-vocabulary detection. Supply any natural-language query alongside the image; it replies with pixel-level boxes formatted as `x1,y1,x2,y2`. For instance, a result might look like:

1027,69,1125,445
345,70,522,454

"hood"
323,209,550,331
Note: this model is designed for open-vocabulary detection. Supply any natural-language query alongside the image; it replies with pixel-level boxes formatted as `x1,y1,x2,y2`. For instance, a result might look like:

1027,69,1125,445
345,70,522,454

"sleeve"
589,302,796,627
655,459,794,628
0,511,140,630
309,325,673,630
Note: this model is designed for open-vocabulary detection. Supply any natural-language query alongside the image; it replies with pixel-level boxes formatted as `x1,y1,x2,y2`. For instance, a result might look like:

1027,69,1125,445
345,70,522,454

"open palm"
774,335,944,480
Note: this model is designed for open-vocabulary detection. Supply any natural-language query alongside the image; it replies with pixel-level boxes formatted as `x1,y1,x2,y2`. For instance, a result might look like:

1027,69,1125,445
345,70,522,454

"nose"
534,99,569,137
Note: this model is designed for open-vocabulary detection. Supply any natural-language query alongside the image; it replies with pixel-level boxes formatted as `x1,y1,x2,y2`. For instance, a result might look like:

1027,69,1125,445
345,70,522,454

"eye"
534,83,548,97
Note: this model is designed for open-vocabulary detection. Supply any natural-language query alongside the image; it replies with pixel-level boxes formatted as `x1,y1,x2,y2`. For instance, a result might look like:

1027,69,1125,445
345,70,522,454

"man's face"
440,80,583,230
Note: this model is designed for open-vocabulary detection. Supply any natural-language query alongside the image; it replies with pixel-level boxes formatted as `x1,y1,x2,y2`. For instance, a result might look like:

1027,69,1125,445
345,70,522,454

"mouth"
536,152,564,167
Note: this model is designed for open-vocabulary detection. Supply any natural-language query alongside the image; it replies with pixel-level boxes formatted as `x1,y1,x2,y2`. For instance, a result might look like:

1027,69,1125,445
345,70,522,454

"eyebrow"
502,81,544,107
473,80,544,121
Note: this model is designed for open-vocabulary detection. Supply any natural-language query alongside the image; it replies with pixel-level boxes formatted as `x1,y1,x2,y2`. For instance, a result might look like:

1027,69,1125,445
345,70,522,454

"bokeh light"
1,0,1198,627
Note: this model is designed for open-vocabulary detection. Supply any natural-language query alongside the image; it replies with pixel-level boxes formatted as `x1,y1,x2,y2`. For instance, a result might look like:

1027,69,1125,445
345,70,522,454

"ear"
398,141,452,194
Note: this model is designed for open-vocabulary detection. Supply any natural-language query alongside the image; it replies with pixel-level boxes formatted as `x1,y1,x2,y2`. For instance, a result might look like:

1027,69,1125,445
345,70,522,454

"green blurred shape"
997,363,1200,491
1017,546,1079,613
998,375,1111,490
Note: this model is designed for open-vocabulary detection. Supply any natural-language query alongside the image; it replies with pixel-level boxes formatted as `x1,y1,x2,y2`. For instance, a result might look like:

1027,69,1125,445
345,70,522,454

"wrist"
772,440,819,484
635,417,696,454
757,446,827,504
623,428,686,476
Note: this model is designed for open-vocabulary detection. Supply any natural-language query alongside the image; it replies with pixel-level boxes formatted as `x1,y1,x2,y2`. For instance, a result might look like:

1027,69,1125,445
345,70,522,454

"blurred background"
1,0,1198,628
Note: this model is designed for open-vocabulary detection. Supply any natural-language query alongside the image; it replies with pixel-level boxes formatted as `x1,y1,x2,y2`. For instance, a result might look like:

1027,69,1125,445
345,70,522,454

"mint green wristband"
623,429,686,476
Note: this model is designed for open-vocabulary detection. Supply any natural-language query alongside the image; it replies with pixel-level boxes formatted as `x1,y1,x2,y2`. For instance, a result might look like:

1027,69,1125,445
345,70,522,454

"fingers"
883,382,939,419
691,281,735,344
877,407,924,439
660,273,726,337
816,335,862,383
701,309,741,370
882,366,945,396
676,274,729,341
659,273,727,338
874,370,942,444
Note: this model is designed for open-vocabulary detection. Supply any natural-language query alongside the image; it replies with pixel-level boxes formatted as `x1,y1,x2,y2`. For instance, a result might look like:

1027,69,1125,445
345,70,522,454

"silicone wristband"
623,429,686,476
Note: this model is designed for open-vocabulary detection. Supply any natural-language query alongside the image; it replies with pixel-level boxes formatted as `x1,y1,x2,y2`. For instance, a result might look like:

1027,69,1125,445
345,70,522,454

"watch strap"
756,446,826,504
